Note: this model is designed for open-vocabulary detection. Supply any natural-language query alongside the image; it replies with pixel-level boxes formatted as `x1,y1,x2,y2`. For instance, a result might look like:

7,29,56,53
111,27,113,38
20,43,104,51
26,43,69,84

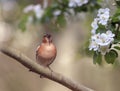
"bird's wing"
36,45,40,60
47,53,56,67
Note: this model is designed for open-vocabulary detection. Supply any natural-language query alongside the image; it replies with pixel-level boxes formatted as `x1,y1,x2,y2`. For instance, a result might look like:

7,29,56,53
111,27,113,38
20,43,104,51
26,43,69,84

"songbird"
36,34,57,73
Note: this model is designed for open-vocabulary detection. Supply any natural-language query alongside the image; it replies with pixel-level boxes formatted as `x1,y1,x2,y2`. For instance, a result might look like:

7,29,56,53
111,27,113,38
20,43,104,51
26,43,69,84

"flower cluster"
23,4,44,19
97,8,110,25
23,4,62,23
89,30,115,55
20,0,100,32
68,0,89,7
91,8,110,35
89,8,115,55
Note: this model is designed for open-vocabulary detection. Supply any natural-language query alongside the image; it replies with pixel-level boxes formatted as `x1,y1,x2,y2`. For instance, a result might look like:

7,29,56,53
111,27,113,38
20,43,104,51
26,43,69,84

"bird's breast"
38,43,57,59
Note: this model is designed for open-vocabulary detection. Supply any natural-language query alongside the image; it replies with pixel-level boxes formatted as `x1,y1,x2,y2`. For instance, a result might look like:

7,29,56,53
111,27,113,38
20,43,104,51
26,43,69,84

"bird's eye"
48,35,51,38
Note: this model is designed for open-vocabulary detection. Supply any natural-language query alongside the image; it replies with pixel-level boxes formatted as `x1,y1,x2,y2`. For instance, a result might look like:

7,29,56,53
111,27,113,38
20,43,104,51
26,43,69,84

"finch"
36,34,57,75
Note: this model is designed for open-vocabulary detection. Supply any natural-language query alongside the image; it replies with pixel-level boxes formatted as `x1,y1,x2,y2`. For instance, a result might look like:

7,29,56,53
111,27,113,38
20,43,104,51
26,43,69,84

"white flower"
97,8,110,25
23,4,44,19
89,40,99,51
106,30,115,38
90,8,110,35
68,0,88,7
98,14,109,25
75,0,88,6
91,18,98,32
91,18,98,35
89,8,112,55
68,0,76,7
89,33,100,51
91,29,96,35
33,4,44,19
97,8,110,17
23,5,34,13
89,30,115,55
75,0,83,6
53,10,61,16
97,33,111,46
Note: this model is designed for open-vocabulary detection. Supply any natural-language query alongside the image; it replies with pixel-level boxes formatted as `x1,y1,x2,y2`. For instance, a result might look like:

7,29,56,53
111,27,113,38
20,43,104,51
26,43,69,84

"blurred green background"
0,0,120,91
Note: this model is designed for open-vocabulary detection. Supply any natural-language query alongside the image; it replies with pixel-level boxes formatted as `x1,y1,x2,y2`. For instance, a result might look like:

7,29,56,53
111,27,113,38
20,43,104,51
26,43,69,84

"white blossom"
53,10,61,16
98,14,109,25
91,29,96,35
90,8,110,35
89,40,99,51
106,30,115,38
33,4,44,19
89,8,112,55
89,30,115,55
23,4,44,19
68,0,88,7
91,18,98,34
68,0,76,7
97,8,110,17
97,8,110,25
89,33,100,51
77,0,88,6
23,5,34,13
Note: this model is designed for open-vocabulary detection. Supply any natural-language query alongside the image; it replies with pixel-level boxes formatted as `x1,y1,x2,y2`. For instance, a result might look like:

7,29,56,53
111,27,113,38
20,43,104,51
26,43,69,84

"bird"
36,34,57,77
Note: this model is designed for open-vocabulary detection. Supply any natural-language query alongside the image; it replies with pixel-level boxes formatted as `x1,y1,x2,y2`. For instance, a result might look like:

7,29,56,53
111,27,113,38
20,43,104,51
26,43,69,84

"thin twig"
115,23,120,38
0,46,94,91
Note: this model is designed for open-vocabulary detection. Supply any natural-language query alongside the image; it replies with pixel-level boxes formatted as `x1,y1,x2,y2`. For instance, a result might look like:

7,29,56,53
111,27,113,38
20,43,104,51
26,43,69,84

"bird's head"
42,34,52,44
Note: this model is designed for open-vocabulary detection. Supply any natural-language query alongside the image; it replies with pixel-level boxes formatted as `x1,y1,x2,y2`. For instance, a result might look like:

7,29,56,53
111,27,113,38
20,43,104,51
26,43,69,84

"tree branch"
0,46,94,91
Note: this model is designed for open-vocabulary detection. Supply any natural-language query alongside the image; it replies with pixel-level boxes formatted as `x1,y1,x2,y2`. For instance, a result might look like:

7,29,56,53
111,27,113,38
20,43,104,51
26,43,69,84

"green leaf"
117,31,120,39
41,7,53,23
114,46,120,50
104,50,118,64
18,15,28,32
93,52,102,65
112,9,120,23
56,15,66,27
114,31,120,42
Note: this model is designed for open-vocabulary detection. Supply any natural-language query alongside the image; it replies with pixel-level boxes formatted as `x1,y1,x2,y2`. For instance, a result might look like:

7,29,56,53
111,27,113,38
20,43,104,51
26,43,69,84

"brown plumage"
36,34,57,70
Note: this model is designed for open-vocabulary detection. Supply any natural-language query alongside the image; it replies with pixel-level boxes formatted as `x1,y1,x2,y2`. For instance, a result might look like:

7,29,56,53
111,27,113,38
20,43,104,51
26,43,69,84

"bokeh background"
0,0,120,91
